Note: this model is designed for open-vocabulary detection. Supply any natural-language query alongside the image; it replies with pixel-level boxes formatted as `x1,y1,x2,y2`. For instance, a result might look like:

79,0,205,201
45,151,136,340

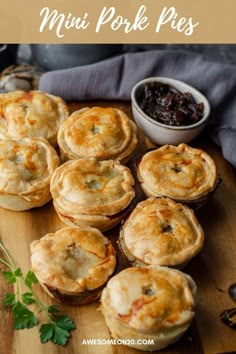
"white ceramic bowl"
131,77,211,145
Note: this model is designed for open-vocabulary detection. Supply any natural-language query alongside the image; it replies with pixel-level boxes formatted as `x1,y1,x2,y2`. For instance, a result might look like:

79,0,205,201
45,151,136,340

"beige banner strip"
0,0,235,43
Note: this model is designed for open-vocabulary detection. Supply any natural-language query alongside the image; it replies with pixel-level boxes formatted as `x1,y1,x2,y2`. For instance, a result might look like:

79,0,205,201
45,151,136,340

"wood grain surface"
0,102,236,354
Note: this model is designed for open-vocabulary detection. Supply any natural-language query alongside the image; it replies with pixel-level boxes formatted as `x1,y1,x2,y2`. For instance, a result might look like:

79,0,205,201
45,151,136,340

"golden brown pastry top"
57,107,137,161
50,158,135,216
121,198,204,266
0,90,69,146
137,144,218,201
0,137,59,195
31,227,116,293
101,266,196,331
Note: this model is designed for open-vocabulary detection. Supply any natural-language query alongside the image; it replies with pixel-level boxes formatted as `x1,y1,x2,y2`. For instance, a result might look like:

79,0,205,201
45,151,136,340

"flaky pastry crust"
119,198,204,268
137,144,218,204
50,158,135,231
0,90,69,146
30,227,116,304
57,107,138,164
0,137,59,210
101,266,196,351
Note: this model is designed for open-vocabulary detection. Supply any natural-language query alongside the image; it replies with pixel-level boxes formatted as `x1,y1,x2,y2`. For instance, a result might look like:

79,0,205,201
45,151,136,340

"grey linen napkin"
39,50,236,168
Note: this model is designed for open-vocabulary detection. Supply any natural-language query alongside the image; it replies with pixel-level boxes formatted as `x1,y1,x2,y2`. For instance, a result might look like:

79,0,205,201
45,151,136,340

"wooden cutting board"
0,102,236,354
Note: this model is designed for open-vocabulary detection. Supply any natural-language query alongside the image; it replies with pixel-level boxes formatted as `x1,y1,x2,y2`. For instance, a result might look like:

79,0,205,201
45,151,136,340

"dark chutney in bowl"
137,82,204,127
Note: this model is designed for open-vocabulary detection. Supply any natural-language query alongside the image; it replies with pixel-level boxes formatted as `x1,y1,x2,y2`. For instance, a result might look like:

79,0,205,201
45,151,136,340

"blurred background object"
29,44,123,70
123,44,236,65
1,44,236,92
0,44,18,71
0,64,43,93
16,44,236,67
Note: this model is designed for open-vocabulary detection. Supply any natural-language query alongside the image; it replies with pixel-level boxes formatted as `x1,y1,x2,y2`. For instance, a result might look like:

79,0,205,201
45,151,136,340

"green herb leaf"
2,270,16,284
12,301,38,329
40,323,54,343
22,292,36,305
40,323,69,346
0,243,76,346
47,305,60,314
24,270,38,288
14,268,23,277
3,293,16,306
39,317,76,346
55,316,76,331
52,326,70,346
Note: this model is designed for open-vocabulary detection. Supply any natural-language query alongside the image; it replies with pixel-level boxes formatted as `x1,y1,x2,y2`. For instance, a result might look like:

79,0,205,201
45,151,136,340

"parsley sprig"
0,241,76,346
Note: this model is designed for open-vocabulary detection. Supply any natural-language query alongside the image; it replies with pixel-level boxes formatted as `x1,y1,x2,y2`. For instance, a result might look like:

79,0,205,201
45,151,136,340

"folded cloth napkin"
39,50,236,168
